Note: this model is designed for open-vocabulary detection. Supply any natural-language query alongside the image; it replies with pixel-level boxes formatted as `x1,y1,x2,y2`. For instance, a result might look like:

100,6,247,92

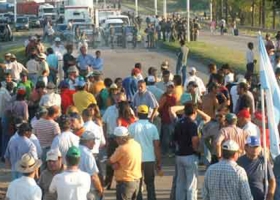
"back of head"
18,123,32,136
184,102,197,116
58,114,71,131
104,78,113,88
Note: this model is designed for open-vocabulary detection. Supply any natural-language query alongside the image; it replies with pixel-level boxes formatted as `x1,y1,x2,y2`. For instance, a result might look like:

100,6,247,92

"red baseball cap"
237,109,251,118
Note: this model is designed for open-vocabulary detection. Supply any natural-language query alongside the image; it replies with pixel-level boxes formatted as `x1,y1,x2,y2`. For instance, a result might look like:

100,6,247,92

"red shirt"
159,94,176,124
61,89,75,114
118,117,137,127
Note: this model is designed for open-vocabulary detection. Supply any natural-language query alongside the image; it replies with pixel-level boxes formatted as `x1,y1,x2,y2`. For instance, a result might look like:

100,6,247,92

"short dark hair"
36,81,45,89
104,78,113,87
138,113,148,119
66,155,80,166
148,67,157,75
18,123,32,136
222,149,236,159
173,75,182,85
47,106,59,117
58,115,71,131
162,70,170,76
47,47,54,54
238,82,249,92
184,102,198,116
248,42,253,48
213,74,224,85
82,108,91,117
135,63,142,69
180,40,185,46
208,82,218,92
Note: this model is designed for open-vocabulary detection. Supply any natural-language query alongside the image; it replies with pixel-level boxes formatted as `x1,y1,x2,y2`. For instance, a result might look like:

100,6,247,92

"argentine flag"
259,35,280,158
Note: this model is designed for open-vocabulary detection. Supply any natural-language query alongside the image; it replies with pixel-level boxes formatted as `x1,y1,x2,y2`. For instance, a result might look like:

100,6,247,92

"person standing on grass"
176,40,189,85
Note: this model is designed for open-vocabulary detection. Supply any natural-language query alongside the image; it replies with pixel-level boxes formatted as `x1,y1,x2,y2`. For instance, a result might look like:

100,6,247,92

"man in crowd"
92,50,104,71
176,40,189,85
122,68,141,102
202,140,253,200
73,79,97,114
173,102,200,200
133,80,159,123
235,82,253,115
5,123,38,180
238,136,276,200
49,146,91,199
76,45,94,77
128,105,161,200
6,154,42,200
39,82,61,108
51,114,79,165
79,131,104,200
109,126,142,200
237,109,260,138
215,113,248,158
38,149,63,200
33,105,61,167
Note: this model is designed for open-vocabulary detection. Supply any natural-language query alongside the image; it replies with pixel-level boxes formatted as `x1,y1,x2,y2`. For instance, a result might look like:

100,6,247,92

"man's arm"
150,106,158,123
91,173,104,197
214,131,225,158
153,140,161,171
266,178,276,200
192,136,200,152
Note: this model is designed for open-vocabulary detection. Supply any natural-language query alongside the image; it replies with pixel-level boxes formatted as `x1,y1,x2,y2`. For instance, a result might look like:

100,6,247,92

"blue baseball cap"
75,79,86,87
246,136,261,147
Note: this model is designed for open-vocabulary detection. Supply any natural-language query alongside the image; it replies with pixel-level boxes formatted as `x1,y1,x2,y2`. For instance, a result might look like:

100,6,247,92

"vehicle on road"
38,4,56,21
0,23,13,41
107,15,130,25
15,17,29,31
28,15,41,28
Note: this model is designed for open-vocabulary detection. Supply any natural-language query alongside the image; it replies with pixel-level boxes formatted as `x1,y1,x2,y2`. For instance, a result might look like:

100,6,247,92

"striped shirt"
202,160,253,200
33,118,60,148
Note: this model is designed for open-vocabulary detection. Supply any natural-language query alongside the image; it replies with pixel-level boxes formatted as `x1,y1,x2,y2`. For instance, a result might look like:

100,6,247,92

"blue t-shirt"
237,155,275,200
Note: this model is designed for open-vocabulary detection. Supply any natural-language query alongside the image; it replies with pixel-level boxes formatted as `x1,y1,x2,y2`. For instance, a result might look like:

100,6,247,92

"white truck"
64,0,94,24
38,3,56,21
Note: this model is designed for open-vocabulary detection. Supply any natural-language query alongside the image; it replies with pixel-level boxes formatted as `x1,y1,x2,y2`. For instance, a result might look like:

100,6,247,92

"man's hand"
266,193,274,200
97,188,104,197
112,162,120,170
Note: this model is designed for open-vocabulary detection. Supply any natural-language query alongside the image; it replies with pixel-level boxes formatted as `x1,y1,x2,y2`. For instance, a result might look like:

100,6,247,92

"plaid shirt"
202,160,253,200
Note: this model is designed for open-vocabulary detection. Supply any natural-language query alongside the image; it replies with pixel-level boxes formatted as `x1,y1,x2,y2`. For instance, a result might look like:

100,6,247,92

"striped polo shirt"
33,118,61,148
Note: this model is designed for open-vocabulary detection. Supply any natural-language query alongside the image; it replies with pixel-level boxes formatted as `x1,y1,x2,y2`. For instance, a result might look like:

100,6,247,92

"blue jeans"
28,74,38,86
160,123,173,155
116,180,140,200
1,117,10,158
175,155,198,200
176,62,187,86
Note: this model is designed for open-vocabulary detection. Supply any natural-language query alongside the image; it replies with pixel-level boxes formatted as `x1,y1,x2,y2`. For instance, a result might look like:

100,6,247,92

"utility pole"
163,0,167,19
210,0,213,21
187,0,190,42
155,0,158,16
13,0,17,24
135,0,138,16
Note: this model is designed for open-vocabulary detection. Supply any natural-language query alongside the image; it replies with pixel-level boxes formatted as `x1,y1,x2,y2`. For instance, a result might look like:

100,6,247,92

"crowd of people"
1,25,280,200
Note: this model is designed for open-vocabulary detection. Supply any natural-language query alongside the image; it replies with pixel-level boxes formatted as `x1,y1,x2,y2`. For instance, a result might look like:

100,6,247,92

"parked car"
15,17,29,31
0,23,13,41
28,16,40,28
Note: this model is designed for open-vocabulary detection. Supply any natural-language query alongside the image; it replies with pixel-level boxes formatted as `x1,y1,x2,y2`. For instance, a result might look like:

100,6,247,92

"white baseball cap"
166,81,174,87
46,149,62,161
147,75,156,83
114,126,129,137
222,140,239,151
189,67,197,73
54,37,61,42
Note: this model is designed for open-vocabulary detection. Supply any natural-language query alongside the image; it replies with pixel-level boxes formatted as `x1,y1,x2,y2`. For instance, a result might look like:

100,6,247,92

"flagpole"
261,87,268,199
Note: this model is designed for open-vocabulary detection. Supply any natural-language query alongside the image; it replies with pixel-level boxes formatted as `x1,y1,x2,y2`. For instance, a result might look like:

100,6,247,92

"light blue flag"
259,35,280,158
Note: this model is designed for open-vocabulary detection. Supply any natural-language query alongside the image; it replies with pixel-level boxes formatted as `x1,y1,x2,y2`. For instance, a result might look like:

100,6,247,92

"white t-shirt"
51,131,80,164
83,120,106,154
185,75,206,96
243,121,261,138
102,105,119,136
246,49,254,64
230,84,238,112
6,176,42,200
224,73,234,86
49,169,91,200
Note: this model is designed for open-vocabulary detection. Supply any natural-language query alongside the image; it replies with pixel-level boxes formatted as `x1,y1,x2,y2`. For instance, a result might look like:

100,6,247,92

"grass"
161,41,247,73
